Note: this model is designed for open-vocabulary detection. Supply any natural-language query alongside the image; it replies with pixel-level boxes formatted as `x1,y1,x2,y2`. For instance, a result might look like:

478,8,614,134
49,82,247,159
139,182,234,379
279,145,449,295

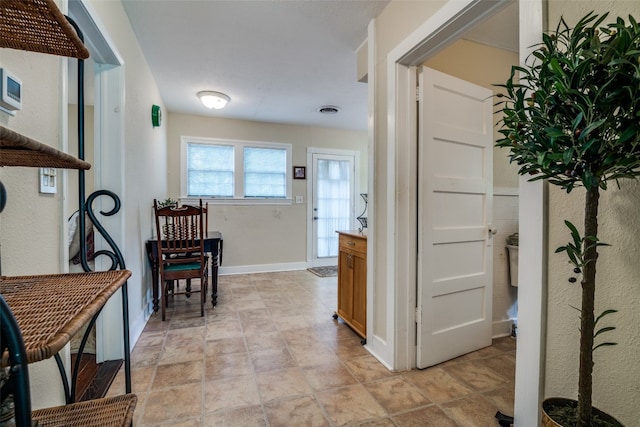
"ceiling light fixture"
317,105,341,114
198,91,230,109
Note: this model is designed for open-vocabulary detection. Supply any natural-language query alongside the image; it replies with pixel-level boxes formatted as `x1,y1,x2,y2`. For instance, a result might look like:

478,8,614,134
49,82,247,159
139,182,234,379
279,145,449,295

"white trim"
493,318,517,338
512,2,547,425
305,147,361,267
180,197,293,206
384,0,546,425
94,64,126,362
365,17,377,359
180,136,293,201
64,0,127,364
69,0,123,67
219,262,308,276
495,186,519,197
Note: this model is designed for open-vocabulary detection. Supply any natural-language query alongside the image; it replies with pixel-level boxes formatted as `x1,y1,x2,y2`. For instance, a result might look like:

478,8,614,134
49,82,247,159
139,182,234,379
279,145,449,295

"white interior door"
416,67,493,368
309,151,357,266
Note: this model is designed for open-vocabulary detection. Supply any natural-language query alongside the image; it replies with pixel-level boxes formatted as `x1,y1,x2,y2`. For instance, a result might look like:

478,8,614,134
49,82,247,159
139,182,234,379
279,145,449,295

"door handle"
488,224,498,236
313,216,318,220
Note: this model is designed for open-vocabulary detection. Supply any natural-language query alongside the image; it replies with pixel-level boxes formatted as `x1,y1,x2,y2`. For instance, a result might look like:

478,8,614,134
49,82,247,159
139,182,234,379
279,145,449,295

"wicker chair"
0,296,137,427
153,199,209,321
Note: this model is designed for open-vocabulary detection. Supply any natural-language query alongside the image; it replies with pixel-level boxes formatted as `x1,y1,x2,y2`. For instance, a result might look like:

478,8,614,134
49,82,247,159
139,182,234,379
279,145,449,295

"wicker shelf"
0,125,91,169
0,0,89,59
0,270,131,363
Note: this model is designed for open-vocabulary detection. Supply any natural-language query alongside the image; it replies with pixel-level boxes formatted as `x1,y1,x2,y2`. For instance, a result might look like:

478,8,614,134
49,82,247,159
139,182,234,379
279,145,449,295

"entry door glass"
314,155,353,258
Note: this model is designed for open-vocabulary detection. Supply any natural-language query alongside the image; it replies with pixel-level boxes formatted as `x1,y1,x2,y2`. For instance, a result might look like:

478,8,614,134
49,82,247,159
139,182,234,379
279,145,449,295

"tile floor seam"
119,272,515,426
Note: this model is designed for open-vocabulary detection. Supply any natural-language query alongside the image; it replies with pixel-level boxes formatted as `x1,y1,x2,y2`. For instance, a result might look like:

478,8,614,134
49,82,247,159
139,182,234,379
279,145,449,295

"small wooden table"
145,231,223,313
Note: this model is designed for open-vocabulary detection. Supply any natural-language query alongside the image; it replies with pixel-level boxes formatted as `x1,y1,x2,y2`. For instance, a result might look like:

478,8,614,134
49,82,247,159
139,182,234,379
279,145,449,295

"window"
181,137,292,203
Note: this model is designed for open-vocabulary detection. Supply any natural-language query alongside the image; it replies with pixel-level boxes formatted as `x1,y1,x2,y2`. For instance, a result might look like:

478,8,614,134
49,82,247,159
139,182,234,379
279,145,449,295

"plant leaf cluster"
496,12,640,193
555,220,617,351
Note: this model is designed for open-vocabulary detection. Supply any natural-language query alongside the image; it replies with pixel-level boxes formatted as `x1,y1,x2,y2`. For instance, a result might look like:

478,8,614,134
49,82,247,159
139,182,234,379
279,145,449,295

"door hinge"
416,85,420,102
415,306,421,324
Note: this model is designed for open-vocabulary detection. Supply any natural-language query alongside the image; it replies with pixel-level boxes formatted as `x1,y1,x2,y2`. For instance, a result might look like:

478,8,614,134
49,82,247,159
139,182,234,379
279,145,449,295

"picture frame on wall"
293,166,306,179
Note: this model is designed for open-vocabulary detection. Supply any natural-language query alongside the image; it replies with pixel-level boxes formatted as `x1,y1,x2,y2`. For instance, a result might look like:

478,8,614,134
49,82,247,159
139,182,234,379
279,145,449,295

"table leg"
151,258,159,313
211,254,218,306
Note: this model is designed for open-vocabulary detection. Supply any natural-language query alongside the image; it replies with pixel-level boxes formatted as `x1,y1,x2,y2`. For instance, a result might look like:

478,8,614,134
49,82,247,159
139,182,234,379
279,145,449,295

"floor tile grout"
108,271,516,426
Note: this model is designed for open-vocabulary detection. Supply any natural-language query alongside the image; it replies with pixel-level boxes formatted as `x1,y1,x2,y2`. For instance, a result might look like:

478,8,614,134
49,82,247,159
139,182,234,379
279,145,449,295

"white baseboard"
219,262,309,275
493,318,516,338
129,306,148,350
494,186,519,196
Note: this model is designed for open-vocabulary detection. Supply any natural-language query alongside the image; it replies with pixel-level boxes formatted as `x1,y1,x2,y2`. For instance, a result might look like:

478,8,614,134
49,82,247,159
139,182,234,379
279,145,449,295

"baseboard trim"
493,318,516,338
219,262,308,276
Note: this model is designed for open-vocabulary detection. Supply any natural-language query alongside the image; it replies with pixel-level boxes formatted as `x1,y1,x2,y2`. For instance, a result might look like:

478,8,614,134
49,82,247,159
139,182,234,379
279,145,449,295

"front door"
309,150,357,266
416,67,494,368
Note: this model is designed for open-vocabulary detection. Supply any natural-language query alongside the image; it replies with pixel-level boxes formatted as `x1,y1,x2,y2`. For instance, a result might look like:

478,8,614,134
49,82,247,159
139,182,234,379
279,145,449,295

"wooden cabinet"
336,231,367,340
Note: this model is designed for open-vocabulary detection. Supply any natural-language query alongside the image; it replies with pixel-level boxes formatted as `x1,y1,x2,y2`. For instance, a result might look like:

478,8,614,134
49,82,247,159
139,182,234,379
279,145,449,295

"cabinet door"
350,252,367,334
337,250,353,320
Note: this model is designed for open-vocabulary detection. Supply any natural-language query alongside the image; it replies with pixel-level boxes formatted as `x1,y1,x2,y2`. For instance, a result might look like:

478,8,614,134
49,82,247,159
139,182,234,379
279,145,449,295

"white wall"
166,113,367,271
0,0,167,408
0,32,69,411
85,0,168,342
544,3,640,424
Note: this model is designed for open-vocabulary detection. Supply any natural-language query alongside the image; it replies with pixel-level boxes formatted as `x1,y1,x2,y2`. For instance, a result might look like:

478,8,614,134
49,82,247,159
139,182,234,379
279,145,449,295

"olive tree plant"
496,12,640,426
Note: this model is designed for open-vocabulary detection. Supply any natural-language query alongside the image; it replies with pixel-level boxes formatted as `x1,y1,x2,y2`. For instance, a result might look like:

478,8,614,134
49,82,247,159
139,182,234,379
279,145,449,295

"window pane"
316,159,351,257
187,143,234,196
244,147,286,198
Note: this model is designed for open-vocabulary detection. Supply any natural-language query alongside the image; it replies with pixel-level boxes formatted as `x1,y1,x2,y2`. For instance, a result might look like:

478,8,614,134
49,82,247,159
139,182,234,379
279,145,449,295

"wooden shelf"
0,0,89,59
1,126,91,169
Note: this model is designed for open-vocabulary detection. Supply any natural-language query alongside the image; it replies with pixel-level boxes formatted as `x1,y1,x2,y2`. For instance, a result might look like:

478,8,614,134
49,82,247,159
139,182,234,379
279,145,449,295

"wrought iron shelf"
0,126,91,170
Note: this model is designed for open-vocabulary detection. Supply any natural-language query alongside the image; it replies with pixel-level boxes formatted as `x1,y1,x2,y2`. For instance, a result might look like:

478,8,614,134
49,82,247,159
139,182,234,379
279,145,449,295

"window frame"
180,136,293,205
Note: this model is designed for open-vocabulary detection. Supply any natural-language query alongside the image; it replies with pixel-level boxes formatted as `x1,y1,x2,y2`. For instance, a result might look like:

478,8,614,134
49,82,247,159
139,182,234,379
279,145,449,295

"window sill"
180,197,293,206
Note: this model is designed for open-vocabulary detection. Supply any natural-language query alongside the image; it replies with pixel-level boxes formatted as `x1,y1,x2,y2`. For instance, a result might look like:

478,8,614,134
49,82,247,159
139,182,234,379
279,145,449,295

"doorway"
64,0,126,399
378,0,546,424
307,148,360,267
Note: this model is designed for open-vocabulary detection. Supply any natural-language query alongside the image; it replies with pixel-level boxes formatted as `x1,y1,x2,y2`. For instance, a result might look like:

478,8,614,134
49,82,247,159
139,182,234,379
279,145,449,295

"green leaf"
593,342,618,351
594,326,616,338
595,309,618,325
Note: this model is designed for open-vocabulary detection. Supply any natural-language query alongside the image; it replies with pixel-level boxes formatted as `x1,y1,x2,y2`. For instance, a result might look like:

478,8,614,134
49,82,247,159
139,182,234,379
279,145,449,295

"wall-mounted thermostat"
0,68,22,115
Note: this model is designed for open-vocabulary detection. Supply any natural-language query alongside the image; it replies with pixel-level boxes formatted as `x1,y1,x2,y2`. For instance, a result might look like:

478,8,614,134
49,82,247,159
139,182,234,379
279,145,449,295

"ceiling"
120,1,518,132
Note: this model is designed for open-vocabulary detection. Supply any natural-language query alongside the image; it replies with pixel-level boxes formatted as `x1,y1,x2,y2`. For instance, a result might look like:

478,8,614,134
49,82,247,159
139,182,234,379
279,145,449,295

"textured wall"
544,2,640,425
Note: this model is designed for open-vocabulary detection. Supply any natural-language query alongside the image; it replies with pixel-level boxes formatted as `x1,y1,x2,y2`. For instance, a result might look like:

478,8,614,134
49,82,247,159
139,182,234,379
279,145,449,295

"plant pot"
541,398,623,427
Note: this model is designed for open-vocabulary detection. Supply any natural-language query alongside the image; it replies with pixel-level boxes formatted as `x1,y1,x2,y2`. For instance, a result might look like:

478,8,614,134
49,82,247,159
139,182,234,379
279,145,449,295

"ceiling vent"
317,105,341,114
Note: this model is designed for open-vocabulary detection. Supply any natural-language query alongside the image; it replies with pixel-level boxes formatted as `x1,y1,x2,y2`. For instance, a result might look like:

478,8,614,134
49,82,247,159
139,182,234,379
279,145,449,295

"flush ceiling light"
198,91,230,109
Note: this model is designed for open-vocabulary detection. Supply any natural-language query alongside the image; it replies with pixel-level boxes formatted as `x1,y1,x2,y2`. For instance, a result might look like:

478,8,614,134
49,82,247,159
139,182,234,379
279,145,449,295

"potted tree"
496,12,640,427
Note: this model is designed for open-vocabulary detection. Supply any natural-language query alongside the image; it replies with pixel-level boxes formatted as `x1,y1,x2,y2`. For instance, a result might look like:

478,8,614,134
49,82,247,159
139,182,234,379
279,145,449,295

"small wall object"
151,104,161,127
293,166,306,179
357,193,368,231
39,167,56,194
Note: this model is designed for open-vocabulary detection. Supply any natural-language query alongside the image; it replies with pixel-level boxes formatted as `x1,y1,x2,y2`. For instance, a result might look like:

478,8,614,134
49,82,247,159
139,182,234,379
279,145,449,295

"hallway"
108,270,515,426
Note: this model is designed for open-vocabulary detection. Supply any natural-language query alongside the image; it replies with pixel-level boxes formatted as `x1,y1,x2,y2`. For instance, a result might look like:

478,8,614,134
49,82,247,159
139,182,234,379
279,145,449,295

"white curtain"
316,159,351,258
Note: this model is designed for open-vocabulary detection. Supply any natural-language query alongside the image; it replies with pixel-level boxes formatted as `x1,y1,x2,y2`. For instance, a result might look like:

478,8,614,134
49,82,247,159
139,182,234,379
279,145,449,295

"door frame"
382,0,546,425
306,147,361,267
64,0,126,363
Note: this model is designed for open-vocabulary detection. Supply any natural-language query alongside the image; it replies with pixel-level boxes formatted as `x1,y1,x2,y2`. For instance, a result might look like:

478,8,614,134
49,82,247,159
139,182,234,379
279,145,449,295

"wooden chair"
153,199,208,321
0,296,137,427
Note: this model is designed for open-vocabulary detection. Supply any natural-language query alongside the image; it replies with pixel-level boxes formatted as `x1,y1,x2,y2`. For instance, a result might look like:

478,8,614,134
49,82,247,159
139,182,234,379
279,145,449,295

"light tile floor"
108,271,516,426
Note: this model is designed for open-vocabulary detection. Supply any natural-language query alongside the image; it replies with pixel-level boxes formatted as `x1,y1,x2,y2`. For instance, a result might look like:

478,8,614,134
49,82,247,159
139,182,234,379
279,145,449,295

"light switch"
295,196,303,204
39,168,57,194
